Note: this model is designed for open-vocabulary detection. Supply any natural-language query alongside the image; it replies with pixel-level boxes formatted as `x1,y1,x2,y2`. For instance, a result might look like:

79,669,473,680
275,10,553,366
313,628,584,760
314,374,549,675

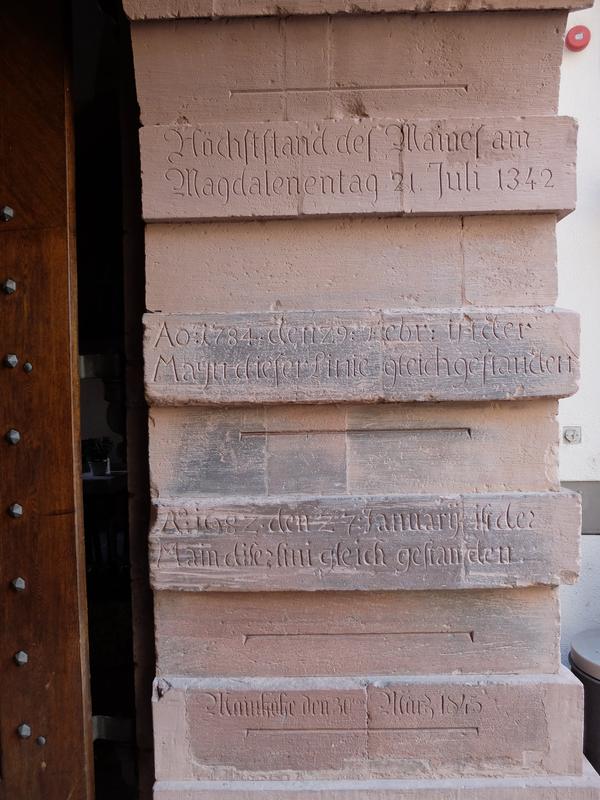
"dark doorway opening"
71,1,152,796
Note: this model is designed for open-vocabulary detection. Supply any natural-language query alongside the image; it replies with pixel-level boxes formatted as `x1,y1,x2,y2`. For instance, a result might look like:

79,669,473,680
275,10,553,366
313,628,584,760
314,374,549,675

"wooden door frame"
0,2,94,797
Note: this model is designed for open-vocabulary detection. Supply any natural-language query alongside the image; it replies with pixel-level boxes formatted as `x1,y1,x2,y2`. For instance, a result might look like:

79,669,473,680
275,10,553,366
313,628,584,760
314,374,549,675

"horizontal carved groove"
140,116,577,222
243,726,480,734
239,427,472,438
152,670,583,779
145,308,579,405
241,631,475,643
230,84,470,95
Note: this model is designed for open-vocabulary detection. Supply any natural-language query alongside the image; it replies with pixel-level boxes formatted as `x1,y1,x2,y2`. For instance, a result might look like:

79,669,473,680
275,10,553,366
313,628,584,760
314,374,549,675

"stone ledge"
144,308,580,405
131,15,568,126
154,587,561,676
125,1,593,22
154,763,600,798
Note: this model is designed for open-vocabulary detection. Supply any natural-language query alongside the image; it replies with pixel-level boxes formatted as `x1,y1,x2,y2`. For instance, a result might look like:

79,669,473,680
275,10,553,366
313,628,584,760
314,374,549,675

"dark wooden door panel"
0,2,93,798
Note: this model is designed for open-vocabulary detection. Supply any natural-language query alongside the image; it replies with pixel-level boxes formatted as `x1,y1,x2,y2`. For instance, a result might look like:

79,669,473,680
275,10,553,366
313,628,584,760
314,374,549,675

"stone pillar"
124,1,600,797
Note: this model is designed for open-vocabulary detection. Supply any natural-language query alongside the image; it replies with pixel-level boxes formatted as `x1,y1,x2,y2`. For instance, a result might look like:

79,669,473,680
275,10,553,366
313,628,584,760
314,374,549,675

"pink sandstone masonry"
149,491,580,591
152,672,582,780
140,117,577,222
151,766,600,800
131,14,571,126
154,589,562,677
144,309,579,404
148,402,562,497
145,216,560,314
126,0,600,797
124,1,593,20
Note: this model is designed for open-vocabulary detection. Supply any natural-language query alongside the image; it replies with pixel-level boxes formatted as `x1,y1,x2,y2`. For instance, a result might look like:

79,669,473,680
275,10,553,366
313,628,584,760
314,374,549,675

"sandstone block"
152,670,583,780
462,215,557,307
149,491,579,591
130,0,587,794
144,309,579,405
146,216,558,314
131,15,568,125
140,117,576,221
154,587,560,676
153,763,600,799
149,401,560,497
145,217,465,314
125,1,593,19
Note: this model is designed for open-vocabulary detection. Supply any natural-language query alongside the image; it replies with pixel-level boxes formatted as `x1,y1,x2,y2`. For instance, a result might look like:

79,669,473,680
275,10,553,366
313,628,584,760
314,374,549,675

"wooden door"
0,2,94,798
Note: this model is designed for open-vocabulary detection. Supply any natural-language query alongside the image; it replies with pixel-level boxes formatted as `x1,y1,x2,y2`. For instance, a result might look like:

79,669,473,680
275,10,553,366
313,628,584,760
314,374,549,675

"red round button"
566,25,591,52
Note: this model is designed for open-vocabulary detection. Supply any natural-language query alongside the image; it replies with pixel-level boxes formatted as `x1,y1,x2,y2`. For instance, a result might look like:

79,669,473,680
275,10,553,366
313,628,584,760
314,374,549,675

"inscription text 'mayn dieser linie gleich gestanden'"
145,310,579,403
140,117,576,218
149,492,579,591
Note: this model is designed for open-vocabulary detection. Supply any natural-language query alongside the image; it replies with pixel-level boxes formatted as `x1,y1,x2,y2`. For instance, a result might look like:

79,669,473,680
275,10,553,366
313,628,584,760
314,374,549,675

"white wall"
558,2,600,662
559,3,600,481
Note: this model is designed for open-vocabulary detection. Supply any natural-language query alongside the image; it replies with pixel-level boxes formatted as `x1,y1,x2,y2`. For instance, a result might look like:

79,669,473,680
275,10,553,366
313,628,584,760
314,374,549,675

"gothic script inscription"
157,676,567,775
149,491,580,591
144,309,579,404
140,116,576,220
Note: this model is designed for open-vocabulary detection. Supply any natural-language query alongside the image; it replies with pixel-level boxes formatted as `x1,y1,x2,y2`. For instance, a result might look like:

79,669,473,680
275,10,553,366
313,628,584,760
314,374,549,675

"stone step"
154,761,600,799
153,670,583,781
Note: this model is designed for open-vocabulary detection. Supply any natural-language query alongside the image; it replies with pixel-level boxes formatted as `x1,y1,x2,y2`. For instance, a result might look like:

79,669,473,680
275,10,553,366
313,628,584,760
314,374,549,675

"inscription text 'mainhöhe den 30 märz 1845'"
169,675,575,776
140,116,577,220
149,491,580,591
144,309,579,404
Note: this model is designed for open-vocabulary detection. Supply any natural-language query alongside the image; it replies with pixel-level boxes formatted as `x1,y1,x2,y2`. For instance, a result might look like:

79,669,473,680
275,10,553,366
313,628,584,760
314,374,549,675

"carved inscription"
144,309,579,404
149,491,580,591
199,689,364,725
157,675,578,776
198,687,483,727
140,117,576,220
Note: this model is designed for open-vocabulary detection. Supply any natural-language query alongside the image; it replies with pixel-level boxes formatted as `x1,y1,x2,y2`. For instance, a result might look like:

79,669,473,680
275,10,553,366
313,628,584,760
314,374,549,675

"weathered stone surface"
146,216,558,313
154,762,600,799
145,309,579,405
462,215,557,307
153,671,583,780
131,14,569,127
149,491,579,591
154,588,560,676
149,401,561,497
146,217,463,313
141,117,576,222
130,0,588,792
125,1,592,21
